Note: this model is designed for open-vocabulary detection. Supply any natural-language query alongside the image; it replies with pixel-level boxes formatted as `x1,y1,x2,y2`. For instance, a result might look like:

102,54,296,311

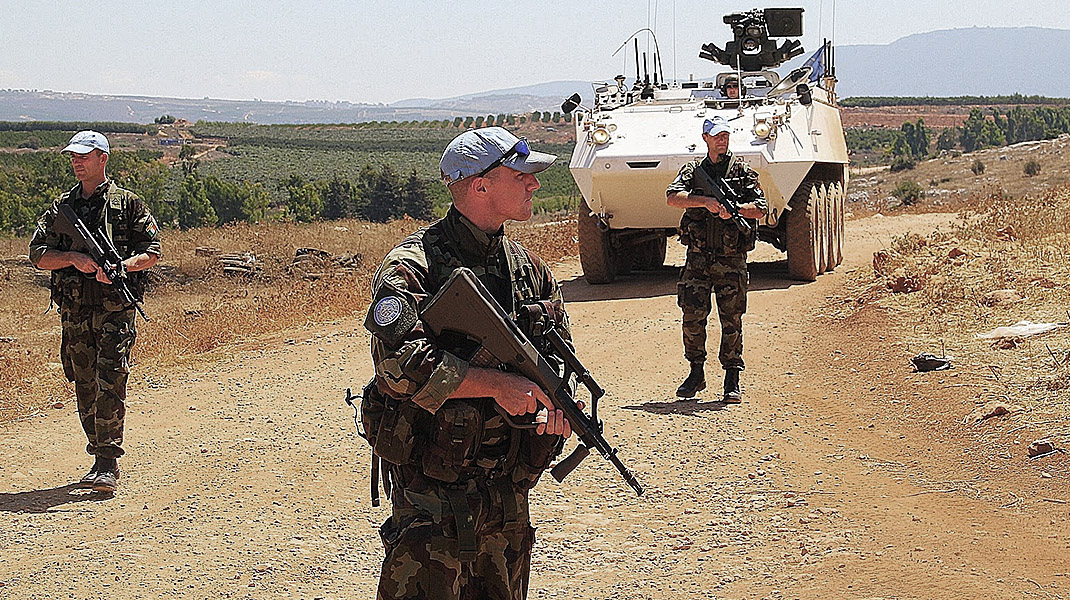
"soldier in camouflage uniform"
666,117,767,403
364,127,574,600
29,131,161,494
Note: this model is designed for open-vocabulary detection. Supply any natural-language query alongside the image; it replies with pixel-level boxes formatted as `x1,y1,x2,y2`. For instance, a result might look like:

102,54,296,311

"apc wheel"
786,182,823,281
818,182,831,274
827,181,844,269
578,202,616,284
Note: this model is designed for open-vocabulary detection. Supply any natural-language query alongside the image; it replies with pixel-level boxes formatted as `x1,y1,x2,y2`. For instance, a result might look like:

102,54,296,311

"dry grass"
852,184,1070,446
848,133,1070,217
0,215,578,424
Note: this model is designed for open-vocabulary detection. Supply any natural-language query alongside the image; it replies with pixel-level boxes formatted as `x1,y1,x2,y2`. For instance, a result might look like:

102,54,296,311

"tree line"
0,121,156,134
841,94,1070,108
0,151,439,234
848,104,1070,169
128,159,438,230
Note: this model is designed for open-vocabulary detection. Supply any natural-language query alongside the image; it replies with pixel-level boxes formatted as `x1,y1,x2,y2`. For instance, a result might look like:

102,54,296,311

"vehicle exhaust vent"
626,161,661,169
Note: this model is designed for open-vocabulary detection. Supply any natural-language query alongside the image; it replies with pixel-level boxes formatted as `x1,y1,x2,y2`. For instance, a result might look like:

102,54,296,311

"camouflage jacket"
29,180,161,311
667,152,767,256
367,205,570,414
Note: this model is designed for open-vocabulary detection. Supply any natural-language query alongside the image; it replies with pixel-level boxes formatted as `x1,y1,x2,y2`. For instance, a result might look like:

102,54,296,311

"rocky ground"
0,211,1067,600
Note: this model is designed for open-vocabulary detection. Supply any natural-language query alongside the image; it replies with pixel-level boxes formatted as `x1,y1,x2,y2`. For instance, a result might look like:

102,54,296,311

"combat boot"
676,363,706,398
77,457,102,489
93,458,120,494
723,368,742,404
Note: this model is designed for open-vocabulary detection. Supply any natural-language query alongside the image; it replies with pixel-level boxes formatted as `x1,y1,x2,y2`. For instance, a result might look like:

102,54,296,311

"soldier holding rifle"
667,116,767,403
363,127,574,599
29,131,161,494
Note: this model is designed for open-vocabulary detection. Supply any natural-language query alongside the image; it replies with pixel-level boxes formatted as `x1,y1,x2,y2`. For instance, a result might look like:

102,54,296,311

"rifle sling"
370,453,381,508
445,487,478,562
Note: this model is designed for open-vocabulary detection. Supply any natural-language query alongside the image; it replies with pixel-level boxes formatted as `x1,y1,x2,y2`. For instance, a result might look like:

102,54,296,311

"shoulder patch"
145,216,159,239
364,283,419,347
373,296,404,327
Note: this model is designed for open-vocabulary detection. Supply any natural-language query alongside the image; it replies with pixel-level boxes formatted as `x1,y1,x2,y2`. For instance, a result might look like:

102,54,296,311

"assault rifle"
421,267,644,496
693,162,755,235
53,204,149,321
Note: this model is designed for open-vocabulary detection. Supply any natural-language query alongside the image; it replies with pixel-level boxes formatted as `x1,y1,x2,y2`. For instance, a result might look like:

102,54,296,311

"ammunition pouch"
360,377,422,466
421,399,486,483
50,268,145,313
678,207,757,255
513,430,564,490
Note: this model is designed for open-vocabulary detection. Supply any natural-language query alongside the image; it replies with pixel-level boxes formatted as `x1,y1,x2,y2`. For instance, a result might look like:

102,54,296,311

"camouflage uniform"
29,181,161,459
365,206,569,600
667,152,766,370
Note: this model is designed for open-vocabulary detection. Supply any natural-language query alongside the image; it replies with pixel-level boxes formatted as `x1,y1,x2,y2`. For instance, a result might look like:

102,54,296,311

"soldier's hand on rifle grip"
705,197,731,220
459,367,552,417
535,400,584,438
94,263,113,284
69,252,99,275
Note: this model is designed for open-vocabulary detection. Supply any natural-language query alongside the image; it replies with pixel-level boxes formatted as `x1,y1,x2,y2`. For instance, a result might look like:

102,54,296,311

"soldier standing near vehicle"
363,127,574,599
28,131,161,494
667,116,766,402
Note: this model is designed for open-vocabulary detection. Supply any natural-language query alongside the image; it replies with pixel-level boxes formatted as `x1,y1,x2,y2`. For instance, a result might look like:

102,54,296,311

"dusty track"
1,212,1067,600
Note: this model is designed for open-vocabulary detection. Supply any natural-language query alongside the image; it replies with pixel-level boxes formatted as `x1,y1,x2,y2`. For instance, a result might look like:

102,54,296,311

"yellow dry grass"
848,185,1070,446
0,215,577,424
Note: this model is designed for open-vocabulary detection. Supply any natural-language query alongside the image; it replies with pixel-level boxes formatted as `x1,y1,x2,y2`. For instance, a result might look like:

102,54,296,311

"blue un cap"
702,117,732,136
440,127,556,186
62,130,110,155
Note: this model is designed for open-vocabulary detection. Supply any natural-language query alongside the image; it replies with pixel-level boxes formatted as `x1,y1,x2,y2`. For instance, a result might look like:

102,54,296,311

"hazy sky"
2,1,1066,104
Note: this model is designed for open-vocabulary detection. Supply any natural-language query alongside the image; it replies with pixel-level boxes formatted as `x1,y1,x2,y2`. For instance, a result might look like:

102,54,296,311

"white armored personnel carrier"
562,7,848,283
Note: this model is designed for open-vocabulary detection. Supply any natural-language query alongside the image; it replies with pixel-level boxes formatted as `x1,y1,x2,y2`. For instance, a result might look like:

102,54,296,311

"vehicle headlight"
754,122,772,139
591,127,611,145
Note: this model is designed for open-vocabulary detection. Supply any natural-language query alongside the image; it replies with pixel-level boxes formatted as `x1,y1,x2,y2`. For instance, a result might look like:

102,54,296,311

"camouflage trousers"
377,472,534,600
60,306,137,459
677,250,749,369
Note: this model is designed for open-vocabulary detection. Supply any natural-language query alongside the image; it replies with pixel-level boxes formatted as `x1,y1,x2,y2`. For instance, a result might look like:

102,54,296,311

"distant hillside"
832,27,1070,97
3,27,1068,124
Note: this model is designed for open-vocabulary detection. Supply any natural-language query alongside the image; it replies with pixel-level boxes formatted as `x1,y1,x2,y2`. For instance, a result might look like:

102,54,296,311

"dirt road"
1,212,1067,600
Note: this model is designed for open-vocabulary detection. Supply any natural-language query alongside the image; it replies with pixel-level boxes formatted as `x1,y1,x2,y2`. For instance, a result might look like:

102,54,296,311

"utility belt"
678,208,757,255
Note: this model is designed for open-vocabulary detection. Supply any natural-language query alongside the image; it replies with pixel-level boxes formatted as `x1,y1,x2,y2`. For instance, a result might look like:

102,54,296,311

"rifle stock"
421,267,643,496
53,204,149,321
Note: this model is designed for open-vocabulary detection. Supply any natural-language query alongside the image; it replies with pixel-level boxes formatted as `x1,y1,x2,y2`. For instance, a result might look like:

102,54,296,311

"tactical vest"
359,224,560,505
50,184,146,312
678,158,759,256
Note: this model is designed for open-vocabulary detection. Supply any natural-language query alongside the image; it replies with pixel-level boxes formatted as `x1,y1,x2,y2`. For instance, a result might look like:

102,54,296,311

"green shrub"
892,180,924,205
889,156,916,172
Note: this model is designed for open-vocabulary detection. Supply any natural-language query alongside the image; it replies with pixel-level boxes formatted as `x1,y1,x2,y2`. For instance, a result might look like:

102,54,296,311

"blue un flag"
802,44,826,82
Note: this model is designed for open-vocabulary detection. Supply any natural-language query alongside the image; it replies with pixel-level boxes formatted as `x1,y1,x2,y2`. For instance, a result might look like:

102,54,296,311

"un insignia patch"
373,296,404,326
